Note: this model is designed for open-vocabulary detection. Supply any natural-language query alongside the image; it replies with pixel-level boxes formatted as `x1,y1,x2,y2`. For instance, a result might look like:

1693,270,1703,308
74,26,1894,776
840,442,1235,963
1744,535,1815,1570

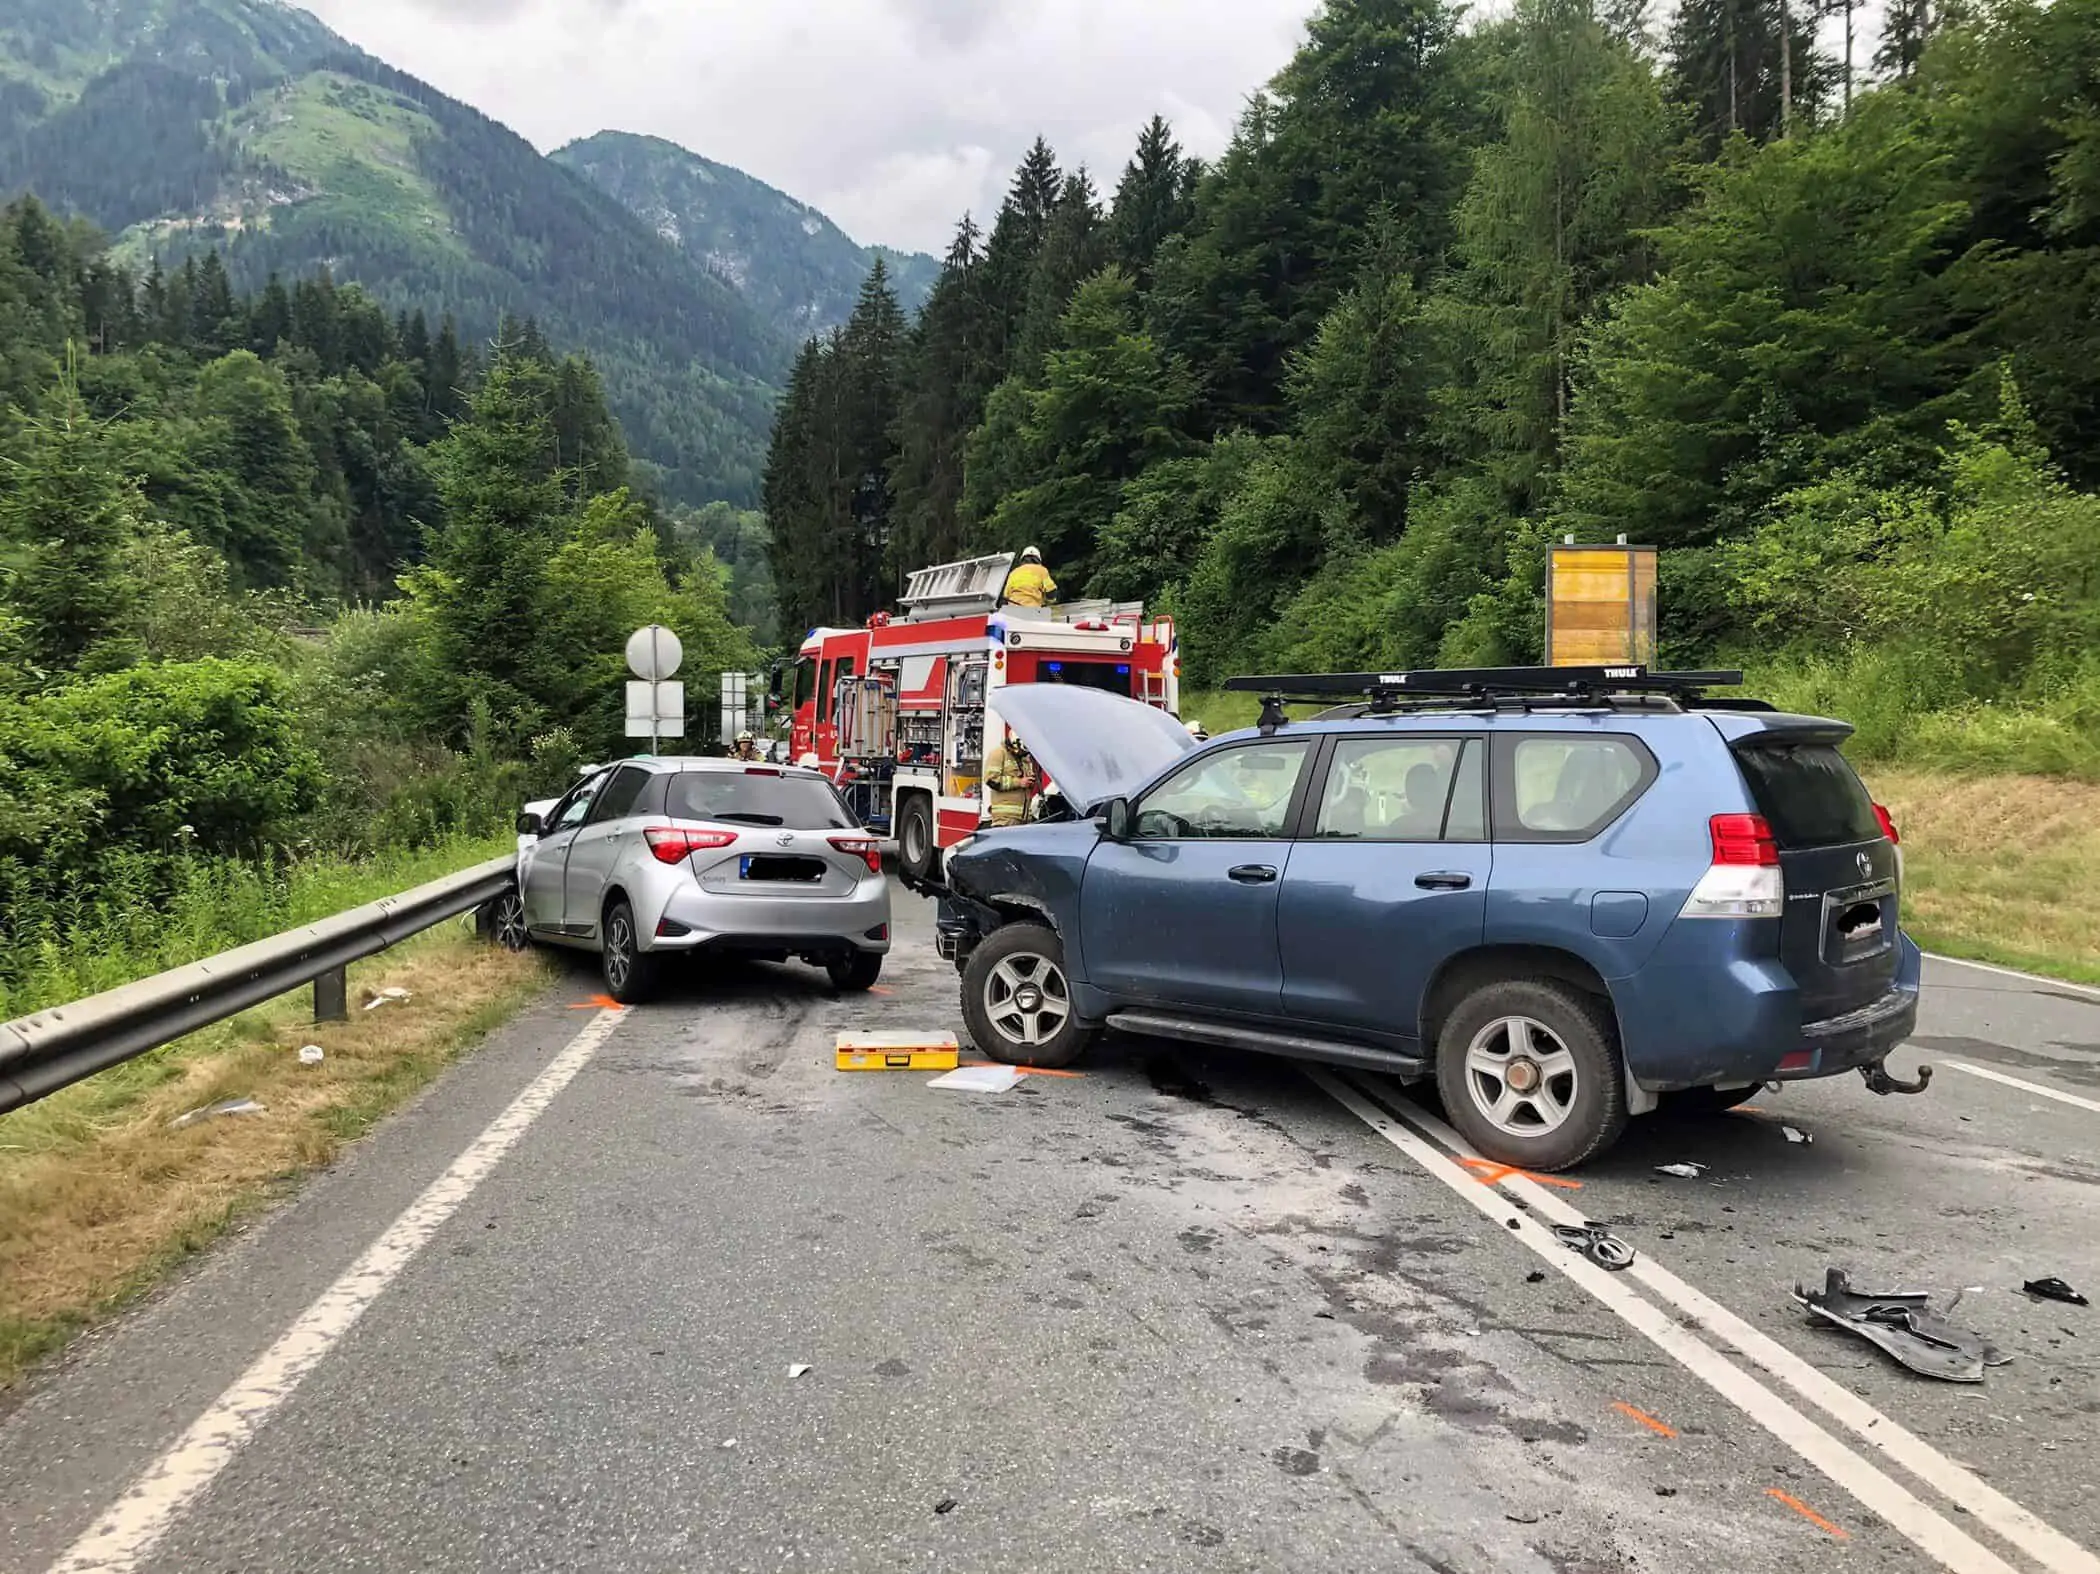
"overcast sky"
295,0,1318,255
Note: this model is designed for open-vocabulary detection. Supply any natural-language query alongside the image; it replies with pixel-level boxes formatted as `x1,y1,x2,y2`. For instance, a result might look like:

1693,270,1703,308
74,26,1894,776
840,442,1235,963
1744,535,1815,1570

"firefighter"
1001,546,1058,610
1185,719,1209,742
983,726,1040,827
729,730,762,762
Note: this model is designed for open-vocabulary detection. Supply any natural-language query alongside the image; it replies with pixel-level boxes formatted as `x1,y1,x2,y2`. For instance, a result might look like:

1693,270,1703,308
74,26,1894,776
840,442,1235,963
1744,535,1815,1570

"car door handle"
1415,871,1473,891
1228,864,1279,885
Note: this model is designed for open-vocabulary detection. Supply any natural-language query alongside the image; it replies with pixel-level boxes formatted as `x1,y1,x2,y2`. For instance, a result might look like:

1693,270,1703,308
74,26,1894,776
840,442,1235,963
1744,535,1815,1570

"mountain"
553,131,938,340
0,0,785,504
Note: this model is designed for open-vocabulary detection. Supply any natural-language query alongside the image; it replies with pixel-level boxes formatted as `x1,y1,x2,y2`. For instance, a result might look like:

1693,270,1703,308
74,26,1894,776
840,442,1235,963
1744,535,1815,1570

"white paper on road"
927,1064,1022,1093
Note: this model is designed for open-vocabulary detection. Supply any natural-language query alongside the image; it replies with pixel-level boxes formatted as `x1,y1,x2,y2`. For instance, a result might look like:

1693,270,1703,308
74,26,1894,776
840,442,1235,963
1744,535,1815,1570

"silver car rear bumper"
649,874,892,955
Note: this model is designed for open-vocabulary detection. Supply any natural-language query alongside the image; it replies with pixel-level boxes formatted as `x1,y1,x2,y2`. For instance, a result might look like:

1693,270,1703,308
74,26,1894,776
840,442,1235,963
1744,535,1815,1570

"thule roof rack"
1222,666,1751,731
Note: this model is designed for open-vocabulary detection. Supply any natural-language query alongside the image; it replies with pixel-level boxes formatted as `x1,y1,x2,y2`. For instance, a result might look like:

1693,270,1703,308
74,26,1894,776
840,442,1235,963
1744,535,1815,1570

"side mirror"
1102,798,1133,841
516,811,543,837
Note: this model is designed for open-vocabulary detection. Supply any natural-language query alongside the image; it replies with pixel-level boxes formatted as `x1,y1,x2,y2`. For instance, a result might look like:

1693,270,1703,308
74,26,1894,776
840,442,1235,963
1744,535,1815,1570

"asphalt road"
2,885,2096,1574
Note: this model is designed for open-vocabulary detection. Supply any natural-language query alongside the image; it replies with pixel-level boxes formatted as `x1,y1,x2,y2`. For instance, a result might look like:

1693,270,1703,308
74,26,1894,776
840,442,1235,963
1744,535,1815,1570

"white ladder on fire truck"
899,553,1017,621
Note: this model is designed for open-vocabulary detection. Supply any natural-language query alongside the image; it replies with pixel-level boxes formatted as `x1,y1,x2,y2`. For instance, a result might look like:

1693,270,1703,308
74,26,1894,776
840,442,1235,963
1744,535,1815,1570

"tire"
1434,979,1626,1172
600,897,662,1005
960,923,1097,1070
898,796,936,882
1658,1084,1761,1116
828,950,884,992
486,886,530,953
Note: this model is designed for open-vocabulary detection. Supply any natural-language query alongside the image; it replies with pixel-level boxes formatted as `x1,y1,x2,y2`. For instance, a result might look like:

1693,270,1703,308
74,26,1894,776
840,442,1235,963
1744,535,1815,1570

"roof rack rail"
1222,666,1746,730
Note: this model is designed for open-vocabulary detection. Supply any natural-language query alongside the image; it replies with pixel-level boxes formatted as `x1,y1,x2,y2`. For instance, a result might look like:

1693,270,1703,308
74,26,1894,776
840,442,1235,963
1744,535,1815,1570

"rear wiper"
713,813,785,826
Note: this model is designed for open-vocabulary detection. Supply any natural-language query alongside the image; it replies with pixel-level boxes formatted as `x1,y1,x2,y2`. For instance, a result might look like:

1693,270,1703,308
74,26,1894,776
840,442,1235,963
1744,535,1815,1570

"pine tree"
979,138,1065,381
1667,0,1828,151
1109,116,1201,291
427,314,468,425
888,215,993,579
763,336,833,641
1874,0,1933,81
832,260,908,616
0,362,138,669
190,251,242,357
250,272,293,356
1013,172,1110,374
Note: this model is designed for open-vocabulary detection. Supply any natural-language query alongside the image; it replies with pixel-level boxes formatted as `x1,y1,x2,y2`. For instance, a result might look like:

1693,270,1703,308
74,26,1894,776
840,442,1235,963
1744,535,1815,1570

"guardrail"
0,855,518,1115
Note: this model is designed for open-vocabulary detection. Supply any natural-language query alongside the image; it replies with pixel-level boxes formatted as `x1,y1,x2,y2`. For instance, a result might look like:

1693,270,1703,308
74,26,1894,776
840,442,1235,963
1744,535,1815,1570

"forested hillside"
0,196,752,1012
766,0,2100,771
0,0,787,506
554,132,939,340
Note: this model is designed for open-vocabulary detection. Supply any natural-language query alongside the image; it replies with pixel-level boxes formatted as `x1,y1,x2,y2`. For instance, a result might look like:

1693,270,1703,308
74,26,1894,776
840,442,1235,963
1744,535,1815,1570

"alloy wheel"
1462,1015,1579,1137
981,953,1071,1048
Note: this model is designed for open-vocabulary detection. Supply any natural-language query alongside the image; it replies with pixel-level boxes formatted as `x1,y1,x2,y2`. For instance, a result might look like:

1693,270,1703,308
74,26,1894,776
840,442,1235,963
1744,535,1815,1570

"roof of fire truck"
797,553,1164,657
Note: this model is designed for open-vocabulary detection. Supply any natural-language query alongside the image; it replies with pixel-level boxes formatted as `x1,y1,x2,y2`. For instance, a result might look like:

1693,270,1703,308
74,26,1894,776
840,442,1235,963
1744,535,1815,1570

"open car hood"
991,685,1195,814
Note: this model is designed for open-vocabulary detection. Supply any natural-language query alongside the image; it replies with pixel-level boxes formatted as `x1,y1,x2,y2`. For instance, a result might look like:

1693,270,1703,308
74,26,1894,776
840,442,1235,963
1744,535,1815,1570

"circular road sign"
625,625,683,681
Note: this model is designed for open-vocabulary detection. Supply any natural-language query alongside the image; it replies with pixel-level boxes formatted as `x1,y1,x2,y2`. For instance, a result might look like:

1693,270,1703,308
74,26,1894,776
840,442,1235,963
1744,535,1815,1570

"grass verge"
1178,692,2097,983
0,925,552,1386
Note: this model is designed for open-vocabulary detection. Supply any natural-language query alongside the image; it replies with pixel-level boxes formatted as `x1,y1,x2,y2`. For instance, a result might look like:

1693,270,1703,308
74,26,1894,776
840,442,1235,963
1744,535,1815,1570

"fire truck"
776,552,1180,879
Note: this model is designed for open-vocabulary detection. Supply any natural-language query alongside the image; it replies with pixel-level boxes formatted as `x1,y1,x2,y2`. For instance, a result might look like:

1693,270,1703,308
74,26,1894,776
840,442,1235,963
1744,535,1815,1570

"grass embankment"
0,836,552,1385
1177,690,2099,985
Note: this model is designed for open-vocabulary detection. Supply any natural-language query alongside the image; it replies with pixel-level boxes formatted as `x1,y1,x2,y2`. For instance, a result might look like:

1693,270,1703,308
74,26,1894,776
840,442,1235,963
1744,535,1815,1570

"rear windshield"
667,771,855,830
1036,658,1134,696
1732,743,1879,847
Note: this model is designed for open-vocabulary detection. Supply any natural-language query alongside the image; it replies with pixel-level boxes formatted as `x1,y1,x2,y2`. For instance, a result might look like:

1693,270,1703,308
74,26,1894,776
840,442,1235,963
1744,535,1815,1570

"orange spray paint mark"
1765,1489,1848,1540
568,995,626,1011
1610,1402,1677,1439
1458,1156,1584,1191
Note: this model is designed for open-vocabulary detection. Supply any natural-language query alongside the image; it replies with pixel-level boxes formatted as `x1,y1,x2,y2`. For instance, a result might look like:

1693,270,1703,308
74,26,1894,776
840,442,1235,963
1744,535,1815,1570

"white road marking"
1349,1082,2100,1574
46,1008,626,1574
1313,1071,2096,1574
1941,1059,2100,1117
1926,953,2100,1001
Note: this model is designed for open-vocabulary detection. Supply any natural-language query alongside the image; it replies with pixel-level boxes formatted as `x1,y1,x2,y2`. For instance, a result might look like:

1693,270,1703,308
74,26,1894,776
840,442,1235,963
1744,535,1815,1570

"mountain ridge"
552,130,937,339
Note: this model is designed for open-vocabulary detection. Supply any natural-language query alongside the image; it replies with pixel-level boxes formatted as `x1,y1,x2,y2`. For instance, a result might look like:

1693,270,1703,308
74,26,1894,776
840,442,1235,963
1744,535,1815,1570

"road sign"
625,625,683,682
624,626,686,747
720,671,749,745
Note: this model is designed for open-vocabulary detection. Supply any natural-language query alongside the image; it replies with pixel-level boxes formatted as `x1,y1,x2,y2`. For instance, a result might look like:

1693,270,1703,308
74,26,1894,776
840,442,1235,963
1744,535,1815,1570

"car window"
586,765,651,826
1732,742,1880,848
820,656,857,724
1314,737,1482,841
1134,741,1311,840
1503,736,1653,838
548,773,607,833
667,770,856,830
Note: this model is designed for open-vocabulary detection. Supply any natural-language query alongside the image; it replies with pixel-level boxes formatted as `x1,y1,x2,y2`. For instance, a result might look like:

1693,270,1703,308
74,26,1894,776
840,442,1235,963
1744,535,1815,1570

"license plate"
739,856,754,878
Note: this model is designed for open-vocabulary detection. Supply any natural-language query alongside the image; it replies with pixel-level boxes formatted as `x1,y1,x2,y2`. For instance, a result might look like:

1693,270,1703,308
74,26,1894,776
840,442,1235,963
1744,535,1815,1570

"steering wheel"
1138,809,1196,839
1188,804,1237,834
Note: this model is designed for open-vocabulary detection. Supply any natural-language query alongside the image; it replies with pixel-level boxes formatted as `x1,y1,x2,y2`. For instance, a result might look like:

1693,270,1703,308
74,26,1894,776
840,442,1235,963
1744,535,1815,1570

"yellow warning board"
836,1031,961,1072
1547,544,1657,667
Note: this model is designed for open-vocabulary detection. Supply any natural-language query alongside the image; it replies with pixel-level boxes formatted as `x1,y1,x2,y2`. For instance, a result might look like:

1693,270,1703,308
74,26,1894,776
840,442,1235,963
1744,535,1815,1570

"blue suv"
927,668,1924,1171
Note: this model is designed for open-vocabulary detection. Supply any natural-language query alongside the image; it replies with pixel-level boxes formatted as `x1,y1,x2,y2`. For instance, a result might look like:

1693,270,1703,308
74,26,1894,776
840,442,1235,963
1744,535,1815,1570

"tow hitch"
1860,1059,1932,1096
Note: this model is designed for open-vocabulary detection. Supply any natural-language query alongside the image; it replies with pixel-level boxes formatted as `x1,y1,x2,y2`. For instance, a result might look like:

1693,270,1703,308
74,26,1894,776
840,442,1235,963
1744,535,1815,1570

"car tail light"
830,836,883,874
1681,813,1783,919
1709,813,1778,866
644,827,736,864
1873,803,1900,845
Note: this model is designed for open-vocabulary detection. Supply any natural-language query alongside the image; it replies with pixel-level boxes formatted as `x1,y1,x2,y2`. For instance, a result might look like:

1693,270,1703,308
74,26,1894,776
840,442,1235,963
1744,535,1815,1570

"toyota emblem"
1856,850,1873,877
777,833,796,847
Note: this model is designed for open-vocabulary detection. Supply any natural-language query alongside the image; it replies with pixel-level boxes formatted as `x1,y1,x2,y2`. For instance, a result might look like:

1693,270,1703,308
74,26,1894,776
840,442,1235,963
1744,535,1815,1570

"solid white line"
1942,1059,2100,1116
1926,952,2100,1001
46,1008,626,1574
1332,1075,2100,1574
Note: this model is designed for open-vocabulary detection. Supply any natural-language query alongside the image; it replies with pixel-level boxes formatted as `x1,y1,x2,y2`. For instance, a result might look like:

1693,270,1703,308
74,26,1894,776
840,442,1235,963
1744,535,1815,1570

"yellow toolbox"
835,1031,961,1072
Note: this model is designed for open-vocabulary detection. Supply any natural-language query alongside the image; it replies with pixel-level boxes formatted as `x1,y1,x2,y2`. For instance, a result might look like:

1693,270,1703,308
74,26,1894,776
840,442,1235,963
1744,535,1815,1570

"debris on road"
1794,1268,2009,1382
2023,1276,2090,1307
934,1498,959,1516
927,1063,1023,1094
171,1098,266,1128
719,1438,738,1450
1781,1125,1812,1144
836,1031,960,1072
362,986,413,1012
298,1044,325,1065
1654,1162,1707,1178
788,1363,813,1378
1551,1221,1634,1270
1525,1270,1546,1284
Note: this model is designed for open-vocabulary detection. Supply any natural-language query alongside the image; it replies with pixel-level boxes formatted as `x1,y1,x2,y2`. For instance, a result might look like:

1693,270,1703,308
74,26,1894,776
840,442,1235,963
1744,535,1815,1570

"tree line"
0,196,753,990
762,0,2100,763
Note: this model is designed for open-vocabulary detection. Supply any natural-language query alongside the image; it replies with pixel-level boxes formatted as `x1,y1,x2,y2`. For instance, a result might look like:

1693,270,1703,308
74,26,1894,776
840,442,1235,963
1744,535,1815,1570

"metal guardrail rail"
0,854,517,1115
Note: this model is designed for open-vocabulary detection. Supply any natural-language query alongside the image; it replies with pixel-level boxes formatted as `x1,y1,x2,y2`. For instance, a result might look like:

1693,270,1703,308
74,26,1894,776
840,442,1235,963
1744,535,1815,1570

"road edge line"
1338,1075,2100,1574
1941,1059,2100,1116
44,1007,627,1574
1926,952,2100,1001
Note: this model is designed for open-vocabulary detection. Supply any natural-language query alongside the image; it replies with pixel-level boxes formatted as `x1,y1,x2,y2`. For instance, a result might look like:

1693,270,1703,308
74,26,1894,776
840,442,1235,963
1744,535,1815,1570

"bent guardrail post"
0,854,518,1116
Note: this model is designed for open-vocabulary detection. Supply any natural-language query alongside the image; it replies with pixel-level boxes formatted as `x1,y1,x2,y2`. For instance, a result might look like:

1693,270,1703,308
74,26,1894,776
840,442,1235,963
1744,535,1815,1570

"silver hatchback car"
494,757,892,1003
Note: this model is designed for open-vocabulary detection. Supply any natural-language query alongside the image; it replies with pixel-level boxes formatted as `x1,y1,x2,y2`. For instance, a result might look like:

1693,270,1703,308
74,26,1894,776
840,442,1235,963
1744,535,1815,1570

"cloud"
294,0,1313,252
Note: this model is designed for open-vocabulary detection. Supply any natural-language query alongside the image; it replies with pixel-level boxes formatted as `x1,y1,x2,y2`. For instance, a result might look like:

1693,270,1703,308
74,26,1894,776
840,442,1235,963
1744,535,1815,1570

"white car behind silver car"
492,757,892,1003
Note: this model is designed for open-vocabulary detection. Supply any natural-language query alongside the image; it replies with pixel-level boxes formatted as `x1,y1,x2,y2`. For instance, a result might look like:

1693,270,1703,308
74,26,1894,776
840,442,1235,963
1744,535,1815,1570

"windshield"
666,771,855,829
